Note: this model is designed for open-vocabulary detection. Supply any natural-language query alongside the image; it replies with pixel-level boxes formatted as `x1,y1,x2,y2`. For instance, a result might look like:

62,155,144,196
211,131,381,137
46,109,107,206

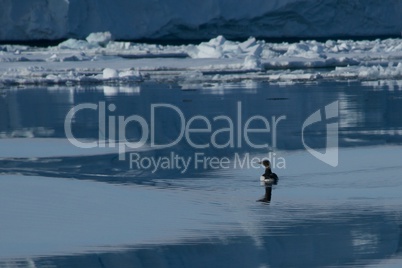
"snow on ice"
1,32,402,87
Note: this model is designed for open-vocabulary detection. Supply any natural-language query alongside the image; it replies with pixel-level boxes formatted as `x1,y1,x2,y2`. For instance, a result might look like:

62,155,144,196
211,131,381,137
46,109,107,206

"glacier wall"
1,0,402,41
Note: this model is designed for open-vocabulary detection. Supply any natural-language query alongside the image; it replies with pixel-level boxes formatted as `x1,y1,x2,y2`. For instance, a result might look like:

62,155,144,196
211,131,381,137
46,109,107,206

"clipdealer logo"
64,101,286,157
64,100,339,171
302,101,339,167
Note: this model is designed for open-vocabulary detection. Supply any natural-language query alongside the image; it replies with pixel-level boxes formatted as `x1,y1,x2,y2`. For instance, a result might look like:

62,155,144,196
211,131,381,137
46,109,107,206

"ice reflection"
1,81,402,145
338,92,364,128
103,85,141,96
1,81,402,267
0,81,402,179
362,80,402,91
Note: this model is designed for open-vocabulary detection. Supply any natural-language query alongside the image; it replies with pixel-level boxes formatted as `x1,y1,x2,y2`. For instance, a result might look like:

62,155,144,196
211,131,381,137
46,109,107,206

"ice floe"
1,32,402,86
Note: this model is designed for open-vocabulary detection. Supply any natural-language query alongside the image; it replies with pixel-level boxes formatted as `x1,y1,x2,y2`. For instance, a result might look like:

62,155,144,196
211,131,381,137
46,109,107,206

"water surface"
0,81,402,267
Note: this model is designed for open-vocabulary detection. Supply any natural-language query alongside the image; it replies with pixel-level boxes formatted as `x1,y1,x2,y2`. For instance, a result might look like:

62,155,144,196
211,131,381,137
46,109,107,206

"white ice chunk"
207,35,227,46
58,39,96,50
86,32,113,47
239,37,257,51
118,70,142,81
195,43,223,58
243,55,261,70
103,68,119,79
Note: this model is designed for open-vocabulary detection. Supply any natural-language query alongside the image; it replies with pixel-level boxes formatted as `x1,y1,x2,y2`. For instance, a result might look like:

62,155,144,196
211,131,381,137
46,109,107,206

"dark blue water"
0,81,402,268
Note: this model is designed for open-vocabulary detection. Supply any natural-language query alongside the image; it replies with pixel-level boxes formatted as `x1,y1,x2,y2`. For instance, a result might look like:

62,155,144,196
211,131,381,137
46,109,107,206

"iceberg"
0,0,401,41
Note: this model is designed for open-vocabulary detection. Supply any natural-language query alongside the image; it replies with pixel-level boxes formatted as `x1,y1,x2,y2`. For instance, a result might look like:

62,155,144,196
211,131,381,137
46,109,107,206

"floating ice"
243,55,261,70
1,35,402,85
103,68,142,82
103,68,119,79
86,32,113,47
57,39,97,50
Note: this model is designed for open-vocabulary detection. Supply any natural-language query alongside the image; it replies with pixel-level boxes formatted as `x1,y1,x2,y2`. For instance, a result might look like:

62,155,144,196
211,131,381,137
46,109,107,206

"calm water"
0,81,402,268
